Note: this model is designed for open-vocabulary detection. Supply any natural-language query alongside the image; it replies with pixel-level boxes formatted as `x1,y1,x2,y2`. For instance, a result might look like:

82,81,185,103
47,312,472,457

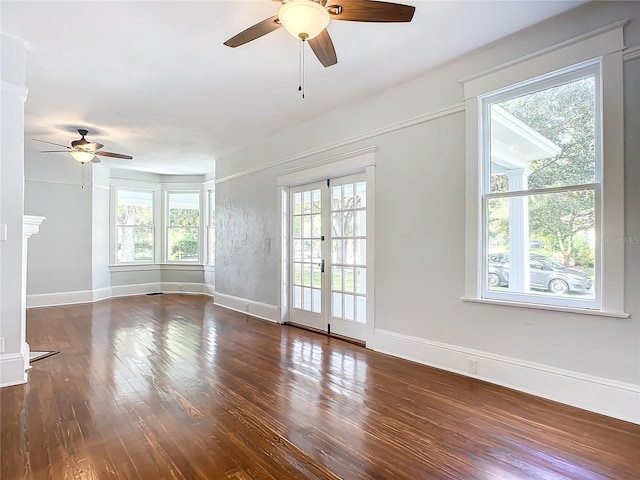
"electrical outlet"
179,284,184,291
244,303,249,312
468,359,478,375
0,337,4,354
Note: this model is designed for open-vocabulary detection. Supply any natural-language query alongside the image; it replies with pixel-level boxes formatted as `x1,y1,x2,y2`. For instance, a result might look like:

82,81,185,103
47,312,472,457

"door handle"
320,259,325,273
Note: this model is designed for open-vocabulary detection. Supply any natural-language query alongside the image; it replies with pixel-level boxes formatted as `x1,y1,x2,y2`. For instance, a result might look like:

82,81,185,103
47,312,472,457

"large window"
115,189,154,263
481,63,599,309
166,191,200,262
463,25,626,316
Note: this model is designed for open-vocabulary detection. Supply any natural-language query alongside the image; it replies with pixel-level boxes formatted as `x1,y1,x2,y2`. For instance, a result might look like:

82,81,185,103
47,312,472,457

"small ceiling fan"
224,0,415,67
33,129,133,164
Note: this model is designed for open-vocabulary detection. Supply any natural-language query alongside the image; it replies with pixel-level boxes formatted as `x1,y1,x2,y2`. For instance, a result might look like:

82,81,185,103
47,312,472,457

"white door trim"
277,149,376,344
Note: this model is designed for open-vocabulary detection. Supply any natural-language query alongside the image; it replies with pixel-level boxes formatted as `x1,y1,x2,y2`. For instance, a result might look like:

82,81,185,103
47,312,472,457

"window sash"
166,191,201,263
479,62,602,310
115,188,155,264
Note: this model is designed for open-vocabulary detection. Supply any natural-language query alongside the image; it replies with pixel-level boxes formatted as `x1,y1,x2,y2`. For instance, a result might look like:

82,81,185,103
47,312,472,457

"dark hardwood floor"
1,294,639,479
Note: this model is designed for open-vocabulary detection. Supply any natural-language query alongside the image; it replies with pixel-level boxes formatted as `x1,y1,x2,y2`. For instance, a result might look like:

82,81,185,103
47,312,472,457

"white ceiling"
2,0,585,176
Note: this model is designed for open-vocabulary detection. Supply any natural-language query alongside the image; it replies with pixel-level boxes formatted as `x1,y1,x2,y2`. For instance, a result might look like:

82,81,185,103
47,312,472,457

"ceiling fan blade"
223,16,282,48
38,150,70,153
327,0,415,22
33,139,72,149
309,29,338,67
72,140,104,151
95,151,133,160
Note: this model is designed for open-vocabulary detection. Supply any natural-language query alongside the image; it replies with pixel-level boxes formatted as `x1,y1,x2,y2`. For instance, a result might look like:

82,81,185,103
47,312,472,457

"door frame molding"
276,147,376,344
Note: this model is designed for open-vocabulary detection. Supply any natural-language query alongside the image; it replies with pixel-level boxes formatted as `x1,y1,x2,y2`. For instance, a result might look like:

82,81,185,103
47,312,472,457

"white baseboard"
27,289,95,308
0,353,28,388
27,282,214,308
213,291,281,323
370,328,640,425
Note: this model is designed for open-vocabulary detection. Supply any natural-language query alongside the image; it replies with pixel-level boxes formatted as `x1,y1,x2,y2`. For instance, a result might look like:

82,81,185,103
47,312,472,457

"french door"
289,174,368,342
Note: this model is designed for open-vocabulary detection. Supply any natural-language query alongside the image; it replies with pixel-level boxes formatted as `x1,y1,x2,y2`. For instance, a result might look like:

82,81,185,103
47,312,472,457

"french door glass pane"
292,187,322,313
330,179,366,323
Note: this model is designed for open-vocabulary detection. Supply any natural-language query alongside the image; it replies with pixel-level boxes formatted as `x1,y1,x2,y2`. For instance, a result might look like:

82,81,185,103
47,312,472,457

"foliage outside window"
482,62,599,308
116,189,154,263
167,192,200,262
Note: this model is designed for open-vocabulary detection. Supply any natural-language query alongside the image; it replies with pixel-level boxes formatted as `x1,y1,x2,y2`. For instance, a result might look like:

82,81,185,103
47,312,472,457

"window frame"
164,188,203,264
462,23,627,317
110,185,161,265
479,61,601,310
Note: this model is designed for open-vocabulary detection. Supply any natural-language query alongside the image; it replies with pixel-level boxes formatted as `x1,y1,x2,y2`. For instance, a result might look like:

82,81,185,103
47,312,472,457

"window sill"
110,263,204,272
460,296,629,319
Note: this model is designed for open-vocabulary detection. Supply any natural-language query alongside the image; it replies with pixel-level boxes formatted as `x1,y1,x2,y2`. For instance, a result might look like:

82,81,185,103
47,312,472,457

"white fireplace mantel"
21,215,45,374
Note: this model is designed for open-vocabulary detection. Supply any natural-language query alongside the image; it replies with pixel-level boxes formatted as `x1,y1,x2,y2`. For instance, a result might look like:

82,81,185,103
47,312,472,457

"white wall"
25,159,93,295
0,33,28,386
214,2,640,423
24,165,208,305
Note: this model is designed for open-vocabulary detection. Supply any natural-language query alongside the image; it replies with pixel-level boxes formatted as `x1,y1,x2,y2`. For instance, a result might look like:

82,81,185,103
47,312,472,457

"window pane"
332,292,342,318
355,239,366,266
332,239,343,264
169,192,200,226
294,286,302,309
354,210,366,236
168,227,199,261
355,296,366,324
332,185,342,211
117,226,153,263
117,190,153,226
294,263,302,286
332,267,343,291
343,183,354,209
344,294,355,321
116,189,154,264
302,214,311,238
293,216,302,238
332,212,343,237
355,181,366,208
302,287,312,310
312,288,321,314
302,263,311,287
355,267,366,294
343,267,354,293
293,192,302,215
303,191,311,214
312,214,321,238
489,76,596,193
486,190,595,299
312,189,321,213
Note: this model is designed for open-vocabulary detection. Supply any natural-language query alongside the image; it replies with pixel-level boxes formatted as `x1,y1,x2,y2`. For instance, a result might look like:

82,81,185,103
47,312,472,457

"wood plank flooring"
2,294,639,479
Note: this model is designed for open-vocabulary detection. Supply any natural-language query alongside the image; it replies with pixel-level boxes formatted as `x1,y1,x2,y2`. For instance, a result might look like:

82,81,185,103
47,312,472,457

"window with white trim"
463,24,626,316
166,191,200,262
482,62,599,309
115,188,154,264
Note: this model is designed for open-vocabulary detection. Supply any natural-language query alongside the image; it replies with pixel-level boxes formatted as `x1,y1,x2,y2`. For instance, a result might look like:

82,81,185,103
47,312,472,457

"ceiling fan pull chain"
81,163,85,189
298,39,305,99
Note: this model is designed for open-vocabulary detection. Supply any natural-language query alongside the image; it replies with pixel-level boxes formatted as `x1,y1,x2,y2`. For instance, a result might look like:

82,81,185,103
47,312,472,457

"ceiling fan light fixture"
278,0,330,41
70,150,96,164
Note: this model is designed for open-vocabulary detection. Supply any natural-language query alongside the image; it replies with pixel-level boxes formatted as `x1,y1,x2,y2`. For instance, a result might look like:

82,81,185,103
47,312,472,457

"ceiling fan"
224,0,416,67
33,129,133,164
